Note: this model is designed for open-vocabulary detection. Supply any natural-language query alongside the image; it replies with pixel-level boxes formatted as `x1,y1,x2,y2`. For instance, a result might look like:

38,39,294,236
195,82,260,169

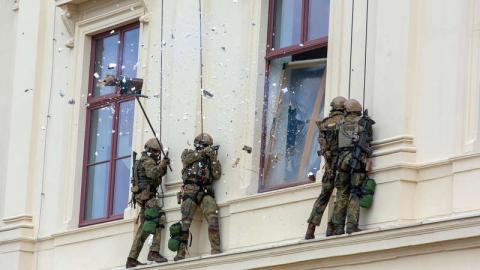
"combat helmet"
330,96,347,111
194,133,213,147
345,99,362,114
145,138,161,152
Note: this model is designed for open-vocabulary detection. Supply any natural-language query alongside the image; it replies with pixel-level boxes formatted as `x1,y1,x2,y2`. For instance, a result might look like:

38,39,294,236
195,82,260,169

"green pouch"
142,220,157,234
169,222,182,237
360,177,376,208
144,208,159,219
142,208,160,234
168,237,181,252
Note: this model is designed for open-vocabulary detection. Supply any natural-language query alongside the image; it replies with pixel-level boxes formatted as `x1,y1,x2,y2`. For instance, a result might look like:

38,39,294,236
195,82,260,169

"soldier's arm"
201,146,222,180
317,121,330,156
143,158,167,181
181,149,203,167
211,158,222,180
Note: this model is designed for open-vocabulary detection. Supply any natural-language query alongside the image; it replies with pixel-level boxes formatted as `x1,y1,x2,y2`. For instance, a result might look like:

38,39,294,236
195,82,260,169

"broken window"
261,0,329,191
81,23,139,226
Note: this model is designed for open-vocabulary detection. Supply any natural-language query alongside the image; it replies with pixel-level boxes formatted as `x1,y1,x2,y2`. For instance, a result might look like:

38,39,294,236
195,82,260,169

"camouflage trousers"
307,156,338,226
178,184,221,254
128,199,166,260
330,151,366,232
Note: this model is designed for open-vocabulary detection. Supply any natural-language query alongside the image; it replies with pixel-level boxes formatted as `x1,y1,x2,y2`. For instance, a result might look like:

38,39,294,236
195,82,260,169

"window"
267,0,330,60
260,0,330,191
80,23,139,226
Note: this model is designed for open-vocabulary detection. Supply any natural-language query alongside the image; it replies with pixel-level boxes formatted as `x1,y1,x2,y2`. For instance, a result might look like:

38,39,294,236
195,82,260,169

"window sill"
105,214,480,270
51,218,133,247
55,0,89,6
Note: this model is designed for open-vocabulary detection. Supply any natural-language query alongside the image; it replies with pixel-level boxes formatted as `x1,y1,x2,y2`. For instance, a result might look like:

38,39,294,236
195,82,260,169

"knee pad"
207,215,219,230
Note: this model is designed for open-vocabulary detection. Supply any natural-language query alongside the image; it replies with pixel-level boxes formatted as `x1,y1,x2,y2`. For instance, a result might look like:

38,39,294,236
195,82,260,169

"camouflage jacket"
137,151,167,191
181,148,222,185
316,110,344,160
337,113,373,150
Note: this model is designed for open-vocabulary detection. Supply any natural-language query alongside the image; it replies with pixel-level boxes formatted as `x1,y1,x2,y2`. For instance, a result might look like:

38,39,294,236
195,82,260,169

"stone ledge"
104,215,480,270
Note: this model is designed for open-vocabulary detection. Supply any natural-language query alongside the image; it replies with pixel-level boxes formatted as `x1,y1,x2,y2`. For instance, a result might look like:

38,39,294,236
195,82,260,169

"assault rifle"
349,109,375,175
130,151,138,208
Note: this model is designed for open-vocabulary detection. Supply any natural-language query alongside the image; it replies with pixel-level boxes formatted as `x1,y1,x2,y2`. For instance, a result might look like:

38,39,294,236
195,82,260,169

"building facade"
1,0,480,269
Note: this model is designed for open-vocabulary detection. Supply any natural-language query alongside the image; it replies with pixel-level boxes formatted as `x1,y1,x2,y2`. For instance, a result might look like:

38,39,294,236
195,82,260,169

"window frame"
79,22,139,227
266,0,329,60
260,0,330,192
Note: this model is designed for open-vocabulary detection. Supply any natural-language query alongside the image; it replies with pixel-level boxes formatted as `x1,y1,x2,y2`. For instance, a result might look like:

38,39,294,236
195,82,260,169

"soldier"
126,138,170,268
330,99,373,235
305,96,346,240
174,133,222,261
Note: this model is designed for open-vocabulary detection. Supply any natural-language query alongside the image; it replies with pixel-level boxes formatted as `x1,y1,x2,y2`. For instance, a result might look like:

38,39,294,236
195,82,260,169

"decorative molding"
139,12,151,24
124,215,480,269
463,0,480,153
371,135,416,157
2,214,33,224
60,4,78,48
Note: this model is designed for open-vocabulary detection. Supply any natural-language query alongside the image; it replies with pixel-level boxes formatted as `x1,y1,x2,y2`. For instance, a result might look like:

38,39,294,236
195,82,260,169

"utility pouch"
168,222,182,251
142,208,160,234
136,187,151,202
359,177,376,208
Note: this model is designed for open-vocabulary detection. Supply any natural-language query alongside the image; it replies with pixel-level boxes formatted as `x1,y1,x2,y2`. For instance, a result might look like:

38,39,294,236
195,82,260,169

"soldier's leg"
174,198,198,261
128,208,149,260
330,170,350,235
148,209,167,263
346,172,366,234
305,169,335,239
201,195,221,254
307,171,335,226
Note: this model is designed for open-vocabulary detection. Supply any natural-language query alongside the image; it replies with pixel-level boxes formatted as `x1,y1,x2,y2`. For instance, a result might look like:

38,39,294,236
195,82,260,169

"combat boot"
147,251,167,263
174,243,187,261
304,223,316,240
332,224,345,236
346,223,361,234
125,257,146,268
325,222,334,237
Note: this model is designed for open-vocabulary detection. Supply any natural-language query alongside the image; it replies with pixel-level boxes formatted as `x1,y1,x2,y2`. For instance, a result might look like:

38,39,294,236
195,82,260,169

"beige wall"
1,0,480,269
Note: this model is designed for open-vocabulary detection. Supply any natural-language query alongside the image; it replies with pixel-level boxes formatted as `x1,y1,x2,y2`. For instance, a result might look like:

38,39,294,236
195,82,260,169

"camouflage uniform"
305,96,346,239
307,111,344,225
330,100,373,235
175,134,222,261
126,147,169,267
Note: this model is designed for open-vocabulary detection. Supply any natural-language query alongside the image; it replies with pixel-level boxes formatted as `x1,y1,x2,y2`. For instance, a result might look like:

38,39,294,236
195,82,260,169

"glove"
203,147,217,159
159,157,170,168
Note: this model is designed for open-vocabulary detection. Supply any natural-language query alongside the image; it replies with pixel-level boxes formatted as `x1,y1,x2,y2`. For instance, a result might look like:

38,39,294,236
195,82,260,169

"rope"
362,0,369,109
159,0,165,208
348,0,355,99
36,5,57,270
159,0,164,143
198,0,204,134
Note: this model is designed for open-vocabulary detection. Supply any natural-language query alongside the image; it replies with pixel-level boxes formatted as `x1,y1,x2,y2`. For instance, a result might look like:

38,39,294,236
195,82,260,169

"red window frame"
259,0,329,192
266,0,329,60
79,22,139,226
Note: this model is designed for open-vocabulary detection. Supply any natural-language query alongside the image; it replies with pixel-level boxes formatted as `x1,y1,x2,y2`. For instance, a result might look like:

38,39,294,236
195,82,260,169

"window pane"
264,58,326,188
93,34,119,96
85,163,110,220
308,0,330,40
116,100,135,157
112,157,130,216
273,0,303,49
88,105,114,164
121,28,140,78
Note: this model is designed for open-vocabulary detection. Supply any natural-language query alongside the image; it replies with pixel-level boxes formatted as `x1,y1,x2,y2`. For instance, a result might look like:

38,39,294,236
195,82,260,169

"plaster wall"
1,0,480,269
